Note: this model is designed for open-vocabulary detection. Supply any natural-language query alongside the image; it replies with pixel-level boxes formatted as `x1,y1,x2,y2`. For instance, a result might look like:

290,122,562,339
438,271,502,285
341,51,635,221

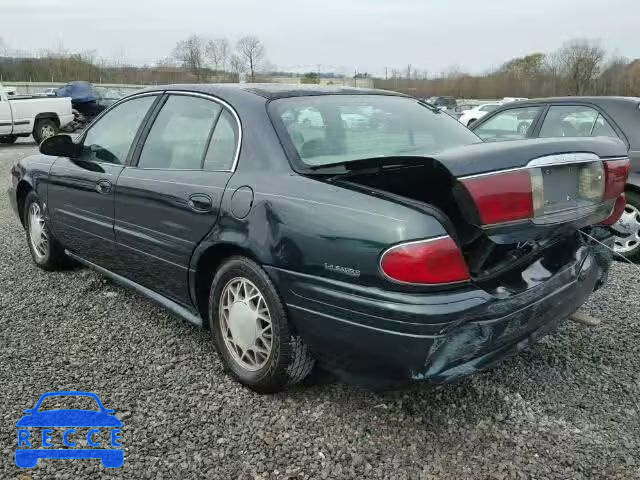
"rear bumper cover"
266,237,612,383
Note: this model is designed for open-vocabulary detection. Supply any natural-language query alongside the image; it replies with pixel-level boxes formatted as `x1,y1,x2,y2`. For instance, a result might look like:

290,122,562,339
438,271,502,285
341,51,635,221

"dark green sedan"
8,84,630,392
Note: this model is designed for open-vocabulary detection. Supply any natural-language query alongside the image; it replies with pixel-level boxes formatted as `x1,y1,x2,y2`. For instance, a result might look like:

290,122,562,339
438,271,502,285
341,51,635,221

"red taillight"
600,193,626,226
380,236,470,285
603,159,631,200
462,170,533,225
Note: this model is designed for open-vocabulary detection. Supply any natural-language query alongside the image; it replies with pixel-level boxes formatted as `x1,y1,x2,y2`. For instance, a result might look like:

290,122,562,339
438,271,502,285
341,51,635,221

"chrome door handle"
96,180,112,194
188,194,213,212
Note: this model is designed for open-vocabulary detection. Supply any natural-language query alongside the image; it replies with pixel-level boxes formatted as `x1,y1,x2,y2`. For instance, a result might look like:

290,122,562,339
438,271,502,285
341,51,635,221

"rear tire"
23,191,69,270
33,118,58,144
0,135,17,144
209,256,315,393
612,190,640,262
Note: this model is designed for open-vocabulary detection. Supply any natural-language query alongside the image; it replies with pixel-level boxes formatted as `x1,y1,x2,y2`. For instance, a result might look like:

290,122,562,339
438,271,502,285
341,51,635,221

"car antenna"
579,230,640,273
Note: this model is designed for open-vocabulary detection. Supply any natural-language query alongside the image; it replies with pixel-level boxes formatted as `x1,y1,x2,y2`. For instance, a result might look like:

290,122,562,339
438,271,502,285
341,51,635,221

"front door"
47,94,159,267
114,93,239,306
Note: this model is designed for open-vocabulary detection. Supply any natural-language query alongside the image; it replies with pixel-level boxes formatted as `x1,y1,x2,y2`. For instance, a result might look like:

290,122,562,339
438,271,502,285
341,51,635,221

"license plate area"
531,161,604,221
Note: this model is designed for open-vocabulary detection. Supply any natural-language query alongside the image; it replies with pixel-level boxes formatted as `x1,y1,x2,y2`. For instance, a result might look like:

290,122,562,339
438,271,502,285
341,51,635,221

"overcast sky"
2,0,638,76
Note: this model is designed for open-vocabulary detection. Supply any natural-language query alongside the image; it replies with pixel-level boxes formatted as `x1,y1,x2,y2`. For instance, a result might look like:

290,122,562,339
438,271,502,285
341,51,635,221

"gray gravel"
1,142,639,479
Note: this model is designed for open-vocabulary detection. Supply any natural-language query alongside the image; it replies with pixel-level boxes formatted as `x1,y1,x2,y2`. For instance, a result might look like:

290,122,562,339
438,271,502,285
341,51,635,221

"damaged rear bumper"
267,236,613,383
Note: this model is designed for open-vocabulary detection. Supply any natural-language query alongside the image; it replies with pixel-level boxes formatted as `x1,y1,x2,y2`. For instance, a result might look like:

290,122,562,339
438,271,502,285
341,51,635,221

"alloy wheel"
612,202,640,254
40,124,56,141
219,277,273,371
28,202,49,260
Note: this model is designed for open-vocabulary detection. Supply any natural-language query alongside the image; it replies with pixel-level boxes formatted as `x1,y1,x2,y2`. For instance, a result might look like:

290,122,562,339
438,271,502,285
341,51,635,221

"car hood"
433,136,628,178
16,410,123,427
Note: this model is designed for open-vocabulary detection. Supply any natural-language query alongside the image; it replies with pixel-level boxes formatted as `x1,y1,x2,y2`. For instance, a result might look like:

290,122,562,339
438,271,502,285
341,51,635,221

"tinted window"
138,95,222,169
82,95,156,164
203,110,238,171
591,114,619,139
271,95,479,168
539,105,599,138
474,106,541,142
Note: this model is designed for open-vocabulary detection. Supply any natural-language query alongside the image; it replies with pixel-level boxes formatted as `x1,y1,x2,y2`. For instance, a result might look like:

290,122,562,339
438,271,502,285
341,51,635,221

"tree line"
0,34,268,85
375,39,640,98
1,36,639,99
169,34,266,81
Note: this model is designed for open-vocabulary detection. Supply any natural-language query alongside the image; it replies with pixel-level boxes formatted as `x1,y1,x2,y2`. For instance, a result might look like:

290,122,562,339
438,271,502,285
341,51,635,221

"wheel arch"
34,112,61,127
16,179,34,226
190,242,262,328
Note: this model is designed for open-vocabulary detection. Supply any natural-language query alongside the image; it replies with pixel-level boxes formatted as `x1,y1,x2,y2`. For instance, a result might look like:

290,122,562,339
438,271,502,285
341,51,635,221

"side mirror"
39,134,81,158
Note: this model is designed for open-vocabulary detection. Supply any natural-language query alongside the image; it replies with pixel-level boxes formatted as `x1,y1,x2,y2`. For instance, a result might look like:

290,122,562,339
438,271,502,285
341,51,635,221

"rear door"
47,93,159,268
114,92,240,306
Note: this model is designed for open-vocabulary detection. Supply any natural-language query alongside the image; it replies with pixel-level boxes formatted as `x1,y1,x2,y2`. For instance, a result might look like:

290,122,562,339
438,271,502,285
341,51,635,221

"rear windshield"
269,95,480,168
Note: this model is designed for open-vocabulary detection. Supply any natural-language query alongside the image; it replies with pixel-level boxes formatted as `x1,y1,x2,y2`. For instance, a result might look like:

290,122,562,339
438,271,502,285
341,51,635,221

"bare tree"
206,38,230,73
555,39,605,95
229,53,246,79
173,35,206,79
236,36,265,81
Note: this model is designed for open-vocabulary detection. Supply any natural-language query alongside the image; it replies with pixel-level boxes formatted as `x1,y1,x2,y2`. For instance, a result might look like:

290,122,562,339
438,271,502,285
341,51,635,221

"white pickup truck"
0,84,74,144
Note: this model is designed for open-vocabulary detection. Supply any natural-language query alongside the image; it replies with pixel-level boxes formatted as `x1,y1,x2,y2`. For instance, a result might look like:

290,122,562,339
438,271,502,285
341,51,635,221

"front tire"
612,190,640,261
33,118,58,144
23,191,69,270
209,256,314,393
0,135,18,144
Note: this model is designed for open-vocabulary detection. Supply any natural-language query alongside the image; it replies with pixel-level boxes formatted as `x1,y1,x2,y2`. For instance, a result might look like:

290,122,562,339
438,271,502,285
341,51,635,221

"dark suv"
426,96,458,110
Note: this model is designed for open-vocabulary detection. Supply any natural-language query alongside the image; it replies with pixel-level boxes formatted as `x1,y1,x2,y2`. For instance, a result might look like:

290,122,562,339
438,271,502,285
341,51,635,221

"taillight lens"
380,236,470,284
462,170,533,225
600,194,626,226
462,158,630,226
603,159,631,200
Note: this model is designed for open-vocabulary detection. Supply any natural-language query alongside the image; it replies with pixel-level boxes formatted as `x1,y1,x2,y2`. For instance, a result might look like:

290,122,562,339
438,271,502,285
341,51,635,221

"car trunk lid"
331,137,629,285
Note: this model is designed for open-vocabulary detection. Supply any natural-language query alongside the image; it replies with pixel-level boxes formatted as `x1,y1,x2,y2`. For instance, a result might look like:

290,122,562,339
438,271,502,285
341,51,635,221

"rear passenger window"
592,114,619,138
539,105,598,138
203,110,238,171
138,95,221,169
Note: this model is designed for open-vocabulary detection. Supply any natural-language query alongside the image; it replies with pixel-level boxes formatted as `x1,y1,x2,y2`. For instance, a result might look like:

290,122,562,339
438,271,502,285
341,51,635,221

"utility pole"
385,67,388,80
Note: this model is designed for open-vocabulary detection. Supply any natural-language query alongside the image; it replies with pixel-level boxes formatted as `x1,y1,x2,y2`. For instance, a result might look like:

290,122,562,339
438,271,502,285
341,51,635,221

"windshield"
37,395,101,412
270,95,480,168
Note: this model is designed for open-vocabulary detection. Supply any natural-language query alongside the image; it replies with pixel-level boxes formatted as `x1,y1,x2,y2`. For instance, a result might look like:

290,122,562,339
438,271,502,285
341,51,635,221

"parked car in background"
41,88,57,97
55,82,125,132
0,83,74,144
9,85,628,393
470,97,640,260
449,103,478,120
94,87,125,108
425,96,457,111
458,102,503,126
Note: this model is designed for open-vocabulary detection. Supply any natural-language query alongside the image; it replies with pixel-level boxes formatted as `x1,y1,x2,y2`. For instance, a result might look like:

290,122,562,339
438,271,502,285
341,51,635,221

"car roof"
504,96,640,108
478,96,640,148
141,83,408,100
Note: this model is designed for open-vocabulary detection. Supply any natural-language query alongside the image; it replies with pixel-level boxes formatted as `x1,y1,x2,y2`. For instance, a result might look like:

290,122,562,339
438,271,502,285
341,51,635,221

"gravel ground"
0,142,639,479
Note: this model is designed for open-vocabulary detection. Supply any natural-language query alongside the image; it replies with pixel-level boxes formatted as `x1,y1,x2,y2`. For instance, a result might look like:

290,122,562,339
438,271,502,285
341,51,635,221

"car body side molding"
65,250,203,327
